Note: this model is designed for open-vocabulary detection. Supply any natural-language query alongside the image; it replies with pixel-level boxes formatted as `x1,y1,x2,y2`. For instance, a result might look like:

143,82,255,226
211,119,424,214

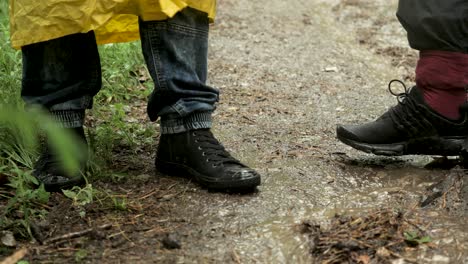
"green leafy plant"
111,196,127,211
62,184,95,207
1,164,49,238
74,248,88,263
62,184,95,218
404,231,432,246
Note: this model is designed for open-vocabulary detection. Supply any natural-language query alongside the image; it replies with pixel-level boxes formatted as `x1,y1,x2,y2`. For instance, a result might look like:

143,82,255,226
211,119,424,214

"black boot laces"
387,80,435,137
388,80,410,104
193,130,242,168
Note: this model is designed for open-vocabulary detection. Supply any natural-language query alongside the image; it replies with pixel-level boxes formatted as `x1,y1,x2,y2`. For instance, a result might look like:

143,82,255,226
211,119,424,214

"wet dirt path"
21,0,467,263
160,0,468,263
135,0,467,262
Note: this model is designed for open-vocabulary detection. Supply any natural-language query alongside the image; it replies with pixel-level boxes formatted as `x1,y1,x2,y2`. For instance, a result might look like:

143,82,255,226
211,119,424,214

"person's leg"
397,0,468,120
139,7,261,190
21,31,101,191
396,0,467,53
336,0,468,156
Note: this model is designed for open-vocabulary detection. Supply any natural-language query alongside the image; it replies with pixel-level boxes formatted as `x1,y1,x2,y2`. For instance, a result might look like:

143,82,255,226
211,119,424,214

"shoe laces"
388,79,410,104
387,80,435,137
193,130,241,167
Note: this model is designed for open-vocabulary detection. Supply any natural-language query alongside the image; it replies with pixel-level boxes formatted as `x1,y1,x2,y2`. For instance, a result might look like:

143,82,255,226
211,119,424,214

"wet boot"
156,129,261,191
336,80,468,156
33,127,88,192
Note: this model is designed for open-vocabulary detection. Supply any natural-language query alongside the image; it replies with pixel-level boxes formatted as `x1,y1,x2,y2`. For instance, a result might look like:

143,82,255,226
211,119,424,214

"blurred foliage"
0,0,153,242
0,107,87,238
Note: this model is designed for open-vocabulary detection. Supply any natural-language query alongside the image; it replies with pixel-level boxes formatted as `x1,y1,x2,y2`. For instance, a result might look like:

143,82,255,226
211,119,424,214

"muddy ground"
3,0,468,263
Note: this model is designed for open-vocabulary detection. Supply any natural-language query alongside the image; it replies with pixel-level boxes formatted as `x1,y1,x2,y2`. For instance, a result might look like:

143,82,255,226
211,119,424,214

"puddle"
176,155,467,263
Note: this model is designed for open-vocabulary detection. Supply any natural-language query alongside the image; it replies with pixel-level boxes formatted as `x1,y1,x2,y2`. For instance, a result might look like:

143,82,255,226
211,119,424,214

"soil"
2,0,467,263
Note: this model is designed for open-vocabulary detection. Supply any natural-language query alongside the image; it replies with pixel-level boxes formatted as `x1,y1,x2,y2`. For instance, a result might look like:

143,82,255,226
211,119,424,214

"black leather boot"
33,127,88,192
337,80,468,156
156,129,261,191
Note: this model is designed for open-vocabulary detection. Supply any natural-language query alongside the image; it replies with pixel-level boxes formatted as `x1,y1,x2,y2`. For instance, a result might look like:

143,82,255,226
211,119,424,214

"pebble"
1,231,16,247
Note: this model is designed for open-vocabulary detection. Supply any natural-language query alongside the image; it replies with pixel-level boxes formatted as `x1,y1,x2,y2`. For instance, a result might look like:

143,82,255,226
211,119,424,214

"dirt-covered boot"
336,80,468,156
156,129,261,191
33,127,88,192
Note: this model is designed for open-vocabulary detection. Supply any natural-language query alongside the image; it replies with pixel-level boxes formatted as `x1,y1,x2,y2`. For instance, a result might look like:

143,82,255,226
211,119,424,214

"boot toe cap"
219,166,261,189
336,124,362,142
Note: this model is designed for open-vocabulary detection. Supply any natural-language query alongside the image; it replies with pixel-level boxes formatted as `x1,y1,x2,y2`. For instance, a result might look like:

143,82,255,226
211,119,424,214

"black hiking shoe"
33,127,88,192
155,129,261,191
336,80,468,156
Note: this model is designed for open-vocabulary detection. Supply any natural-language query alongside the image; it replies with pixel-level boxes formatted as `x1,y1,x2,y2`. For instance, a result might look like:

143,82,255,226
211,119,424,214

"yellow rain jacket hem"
9,0,216,49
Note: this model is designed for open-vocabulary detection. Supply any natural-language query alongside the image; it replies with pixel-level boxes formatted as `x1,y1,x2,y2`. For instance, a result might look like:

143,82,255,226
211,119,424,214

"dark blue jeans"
21,7,219,134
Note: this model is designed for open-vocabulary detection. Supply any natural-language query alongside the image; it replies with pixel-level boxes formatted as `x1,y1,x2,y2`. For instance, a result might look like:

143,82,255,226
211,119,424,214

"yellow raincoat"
9,0,216,48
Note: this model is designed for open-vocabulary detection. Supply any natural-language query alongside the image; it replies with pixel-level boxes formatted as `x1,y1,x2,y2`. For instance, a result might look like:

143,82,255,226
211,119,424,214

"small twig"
404,219,427,234
164,182,179,191
114,227,133,244
440,174,461,209
242,115,256,124
133,213,145,219
352,238,374,249
441,190,448,209
182,179,192,193
31,201,52,210
388,251,418,263
0,248,28,264
44,224,112,244
384,238,405,248
231,250,242,264
56,247,80,252
117,186,132,194
107,230,125,239
137,188,158,200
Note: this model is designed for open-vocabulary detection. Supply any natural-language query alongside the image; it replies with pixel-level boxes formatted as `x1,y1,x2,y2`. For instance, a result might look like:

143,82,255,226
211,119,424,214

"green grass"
98,42,152,103
0,2,154,241
88,25,155,169
0,1,22,107
91,43,155,168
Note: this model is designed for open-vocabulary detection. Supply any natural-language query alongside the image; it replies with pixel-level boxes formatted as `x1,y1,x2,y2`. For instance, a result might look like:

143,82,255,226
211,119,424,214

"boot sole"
156,159,261,191
337,135,466,156
43,177,86,192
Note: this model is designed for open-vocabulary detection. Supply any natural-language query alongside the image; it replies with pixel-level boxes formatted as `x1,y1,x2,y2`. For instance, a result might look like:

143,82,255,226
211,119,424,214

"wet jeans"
21,7,219,134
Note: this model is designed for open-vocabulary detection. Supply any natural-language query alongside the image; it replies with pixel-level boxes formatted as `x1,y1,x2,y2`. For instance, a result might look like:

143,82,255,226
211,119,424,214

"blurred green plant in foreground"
0,107,86,238
0,0,151,245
